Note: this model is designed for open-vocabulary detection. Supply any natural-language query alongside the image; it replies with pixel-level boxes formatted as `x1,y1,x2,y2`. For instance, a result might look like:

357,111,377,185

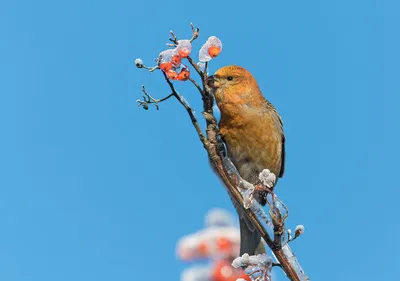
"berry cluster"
158,36,222,81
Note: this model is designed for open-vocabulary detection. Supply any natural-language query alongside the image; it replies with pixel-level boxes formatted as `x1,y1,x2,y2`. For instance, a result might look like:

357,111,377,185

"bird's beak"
205,75,220,89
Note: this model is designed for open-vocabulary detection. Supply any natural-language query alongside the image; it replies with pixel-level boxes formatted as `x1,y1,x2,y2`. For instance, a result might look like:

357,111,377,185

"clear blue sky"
1,0,399,280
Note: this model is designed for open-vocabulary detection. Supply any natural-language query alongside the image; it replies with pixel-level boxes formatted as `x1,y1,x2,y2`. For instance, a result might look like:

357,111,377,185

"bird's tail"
239,215,265,256
229,192,265,256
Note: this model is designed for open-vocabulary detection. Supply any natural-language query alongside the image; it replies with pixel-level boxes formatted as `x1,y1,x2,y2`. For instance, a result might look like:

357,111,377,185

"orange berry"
212,260,234,281
178,48,190,58
197,241,208,256
159,62,172,72
171,54,182,66
208,46,221,58
177,69,190,81
176,40,192,58
166,70,178,80
216,237,232,252
237,271,251,281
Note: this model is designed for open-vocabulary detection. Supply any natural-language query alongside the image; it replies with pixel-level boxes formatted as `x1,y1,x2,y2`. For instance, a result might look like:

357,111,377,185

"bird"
206,65,285,256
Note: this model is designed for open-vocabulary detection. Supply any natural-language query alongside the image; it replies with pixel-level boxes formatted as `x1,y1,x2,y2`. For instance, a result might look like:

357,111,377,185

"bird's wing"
267,102,286,178
279,134,285,178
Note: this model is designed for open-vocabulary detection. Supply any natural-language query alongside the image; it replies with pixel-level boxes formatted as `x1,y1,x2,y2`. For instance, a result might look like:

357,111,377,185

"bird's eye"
227,76,234,81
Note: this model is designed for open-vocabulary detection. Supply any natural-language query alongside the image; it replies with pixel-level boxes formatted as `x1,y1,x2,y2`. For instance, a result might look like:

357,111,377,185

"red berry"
159,62,172,72
208,46,221,58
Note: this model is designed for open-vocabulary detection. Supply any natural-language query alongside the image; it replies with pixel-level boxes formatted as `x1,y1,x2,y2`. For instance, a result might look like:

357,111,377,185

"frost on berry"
134,58,143,68
177,66,190,81
160,61,190,81
171,54,182,67
294,225,305,238
176,40,192,58
159,49,179,71
199,36,222,62
166,70,178,80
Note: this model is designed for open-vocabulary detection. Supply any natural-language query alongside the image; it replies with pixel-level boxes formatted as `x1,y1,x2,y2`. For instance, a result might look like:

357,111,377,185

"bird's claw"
254,183,273,193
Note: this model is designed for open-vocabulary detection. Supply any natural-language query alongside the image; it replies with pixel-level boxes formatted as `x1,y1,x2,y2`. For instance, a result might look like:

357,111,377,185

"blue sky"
1,0,399,280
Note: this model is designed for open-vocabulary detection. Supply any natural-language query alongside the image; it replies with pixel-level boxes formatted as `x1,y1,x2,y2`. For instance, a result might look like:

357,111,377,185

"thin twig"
136,86,175,110
135,60,159,72
186,56,203,77
188,77,204,96
169,30,178,45
161,71,207,147
189,22,200,42
143,65,159,72
169,23,200,46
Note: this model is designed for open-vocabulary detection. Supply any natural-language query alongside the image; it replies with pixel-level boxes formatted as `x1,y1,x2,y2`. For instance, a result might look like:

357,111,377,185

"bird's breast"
219,107,283,184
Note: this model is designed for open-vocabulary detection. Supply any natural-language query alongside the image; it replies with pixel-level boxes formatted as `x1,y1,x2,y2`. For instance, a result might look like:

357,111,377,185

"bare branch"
186,56,204,78
136,85,174,110
161,71,207,146
134,58,159,72
169,30,178,45
189,23,200,42
169,23,200,46
188,77,204,96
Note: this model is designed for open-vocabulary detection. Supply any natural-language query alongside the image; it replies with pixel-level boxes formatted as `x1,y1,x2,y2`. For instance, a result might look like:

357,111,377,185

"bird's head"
206,65,262,106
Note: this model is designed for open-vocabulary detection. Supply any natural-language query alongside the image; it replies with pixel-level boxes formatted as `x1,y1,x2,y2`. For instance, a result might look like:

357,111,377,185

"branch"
188,77,204,96
136,79,206,147
137,85,174,110
135,24,309,281
161,71,207,147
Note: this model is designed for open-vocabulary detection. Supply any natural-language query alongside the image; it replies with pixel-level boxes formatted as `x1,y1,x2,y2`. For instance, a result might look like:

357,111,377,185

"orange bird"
206,65,285,256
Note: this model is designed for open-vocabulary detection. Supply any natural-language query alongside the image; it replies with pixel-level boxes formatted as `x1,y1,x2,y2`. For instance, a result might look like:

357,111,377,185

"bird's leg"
242,183,272,209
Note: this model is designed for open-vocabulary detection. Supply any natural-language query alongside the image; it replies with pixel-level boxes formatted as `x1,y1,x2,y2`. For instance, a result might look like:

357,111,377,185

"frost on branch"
259,169,277,189
222,155,309,280
287,225,305,242
134,58,144,68
232,254,273,281
295,225,305,238
281,244,309,281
